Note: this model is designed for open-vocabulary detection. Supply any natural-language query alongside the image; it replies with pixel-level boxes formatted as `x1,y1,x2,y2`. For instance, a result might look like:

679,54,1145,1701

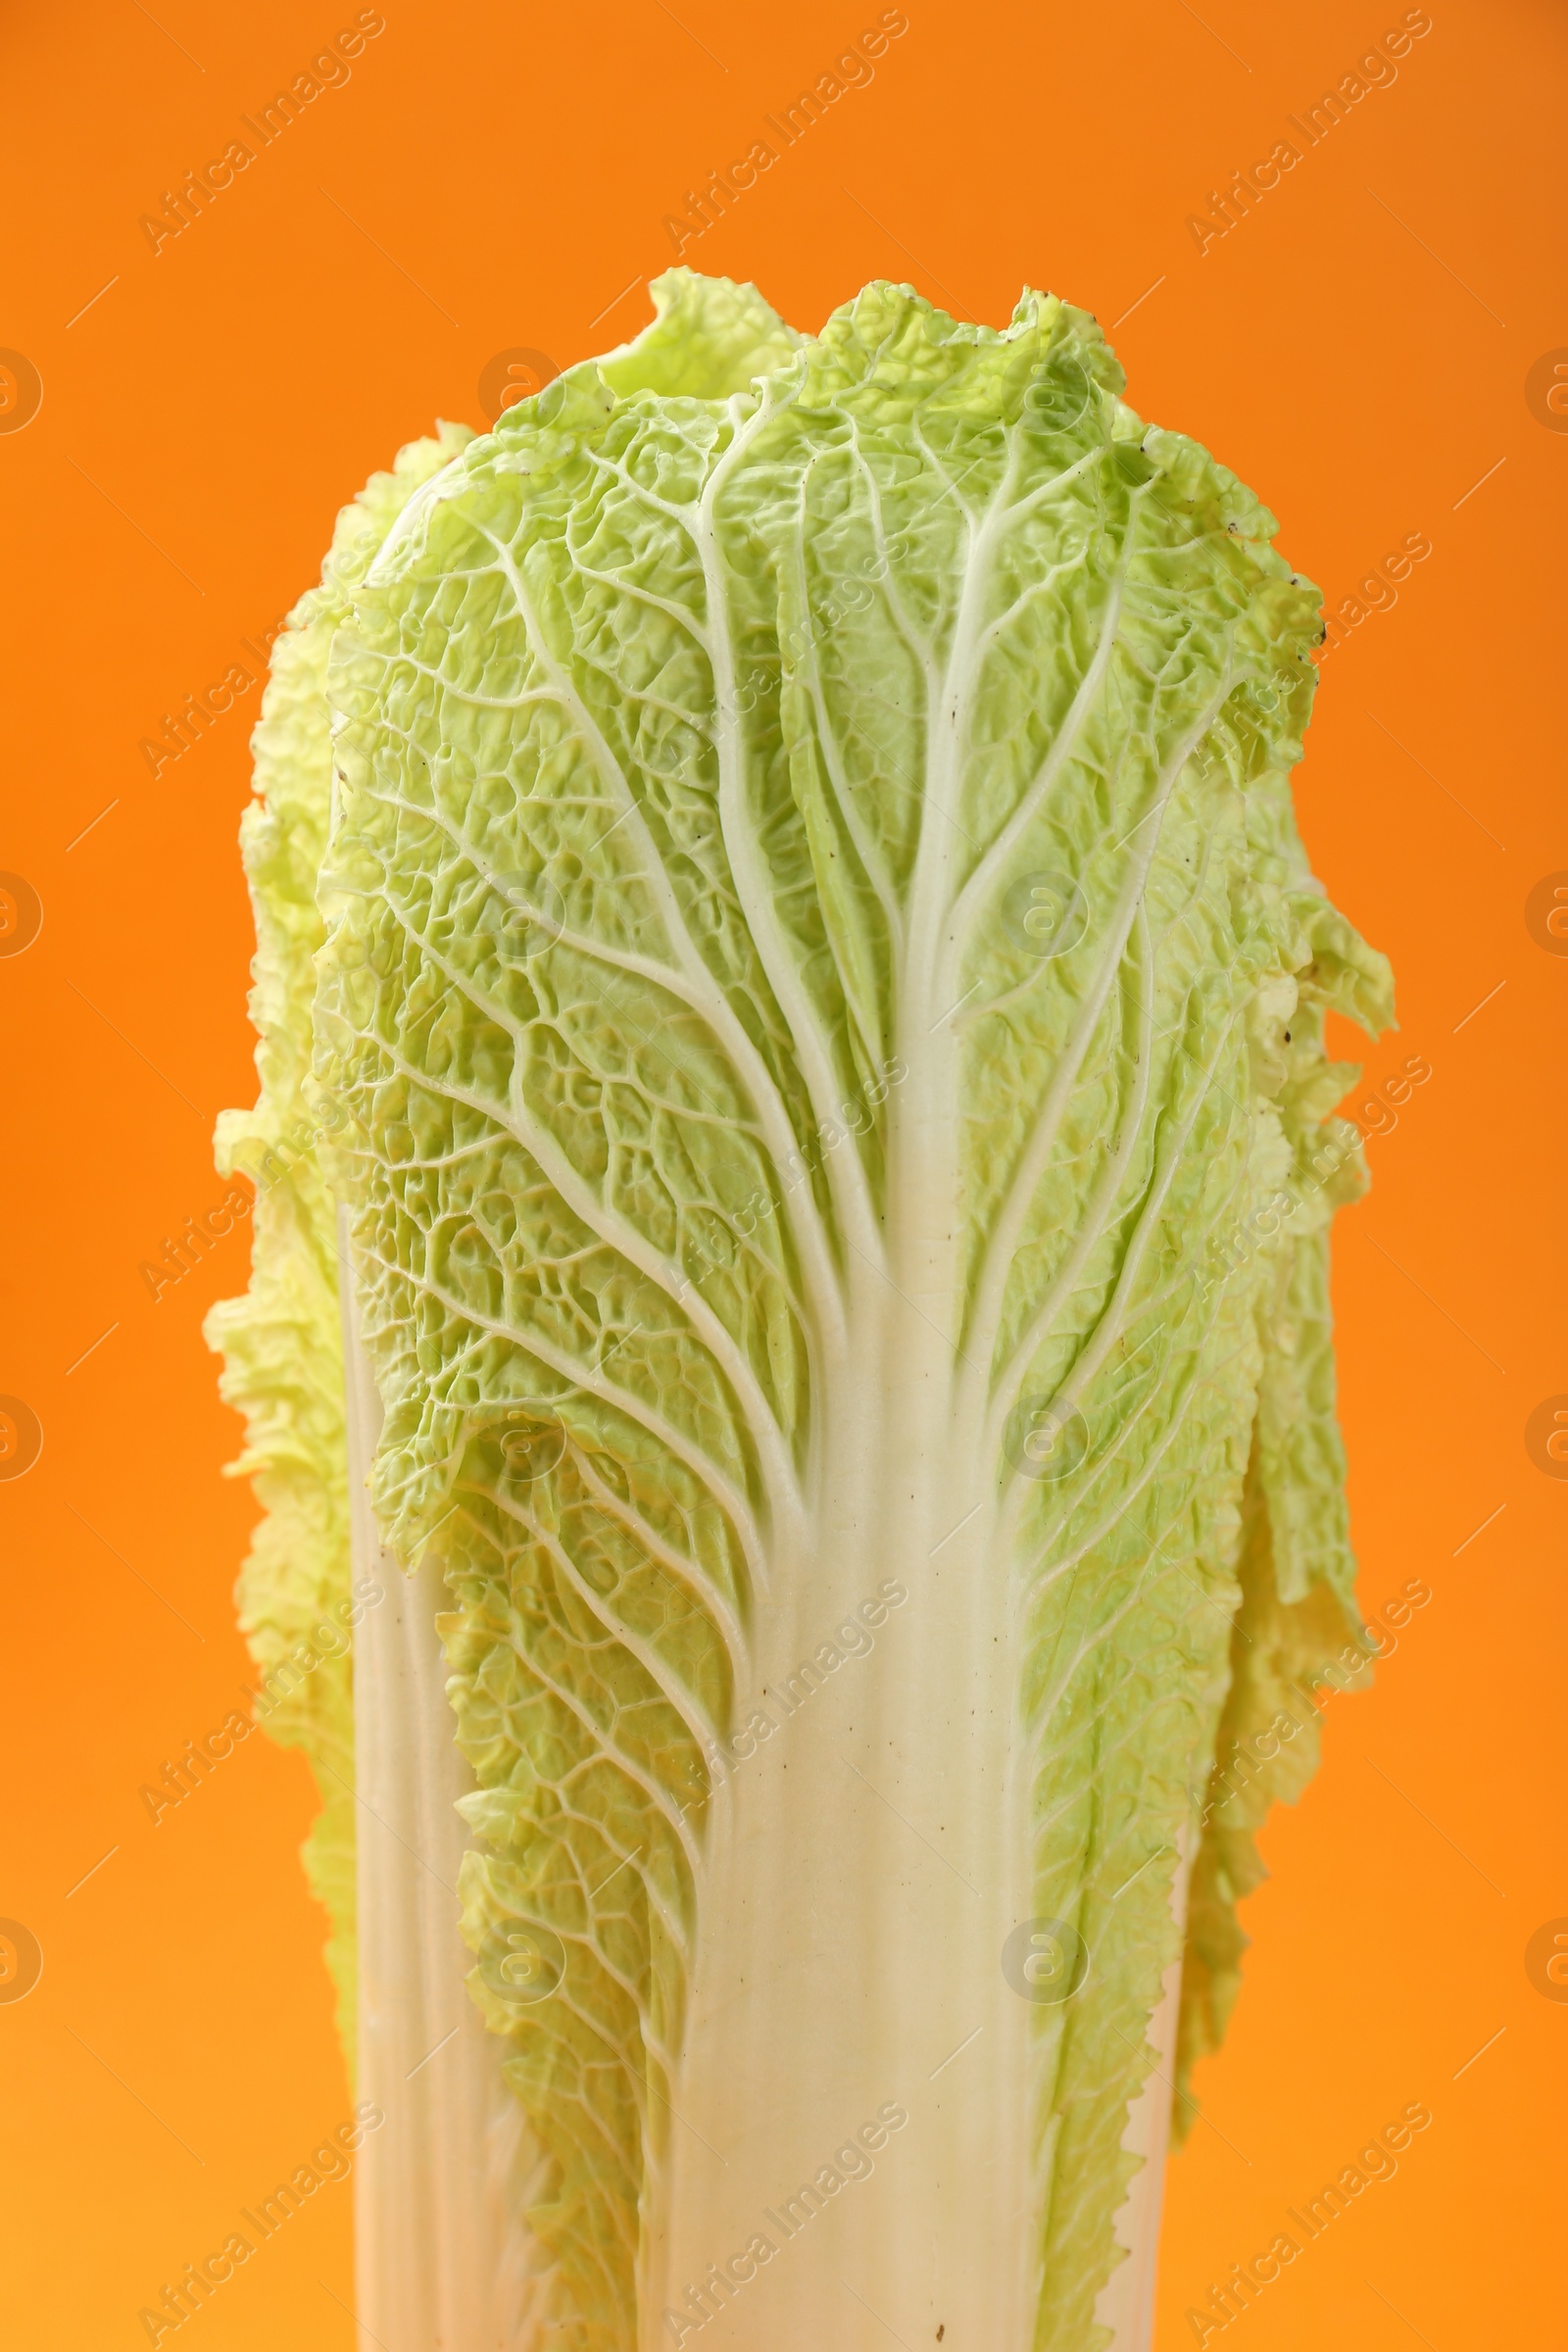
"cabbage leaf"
213,270,1391,2351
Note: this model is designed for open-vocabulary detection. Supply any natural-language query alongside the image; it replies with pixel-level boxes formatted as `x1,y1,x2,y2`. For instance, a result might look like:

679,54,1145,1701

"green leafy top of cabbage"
211,269,1391,2350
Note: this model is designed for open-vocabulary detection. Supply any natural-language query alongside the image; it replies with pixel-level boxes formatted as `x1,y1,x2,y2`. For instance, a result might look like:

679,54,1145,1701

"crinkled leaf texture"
206,421,474,2061
217,270,1392,2351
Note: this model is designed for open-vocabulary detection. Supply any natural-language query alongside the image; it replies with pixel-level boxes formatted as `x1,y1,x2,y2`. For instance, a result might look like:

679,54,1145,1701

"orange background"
1,1,1562,2344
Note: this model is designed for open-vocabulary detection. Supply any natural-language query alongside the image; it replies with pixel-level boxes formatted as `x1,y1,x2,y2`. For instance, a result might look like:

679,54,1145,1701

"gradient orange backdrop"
2,2,1563,2344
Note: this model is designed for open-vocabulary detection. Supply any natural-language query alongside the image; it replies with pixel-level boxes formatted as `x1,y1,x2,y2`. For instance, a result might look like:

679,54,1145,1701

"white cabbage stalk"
210,270,1392,2352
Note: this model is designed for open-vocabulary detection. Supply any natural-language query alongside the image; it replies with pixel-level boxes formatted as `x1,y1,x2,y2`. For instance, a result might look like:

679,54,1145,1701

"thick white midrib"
644,974,1041,2349
644,485,1099,2341
895,564,1192,2342
644,1396,1032,2346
